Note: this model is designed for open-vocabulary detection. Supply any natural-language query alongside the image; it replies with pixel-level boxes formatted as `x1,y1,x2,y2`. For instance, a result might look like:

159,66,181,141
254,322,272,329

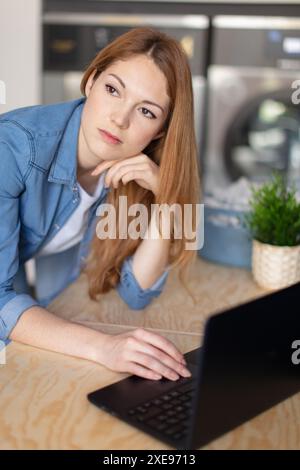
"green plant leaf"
243,172,300,246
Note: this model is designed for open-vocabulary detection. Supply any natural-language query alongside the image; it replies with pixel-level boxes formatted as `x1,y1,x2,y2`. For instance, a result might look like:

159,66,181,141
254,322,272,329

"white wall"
0,0,42,112
0,0,41,285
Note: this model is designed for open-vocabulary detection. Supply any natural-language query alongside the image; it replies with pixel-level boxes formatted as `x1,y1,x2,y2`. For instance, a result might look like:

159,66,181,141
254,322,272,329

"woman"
0,27,200,381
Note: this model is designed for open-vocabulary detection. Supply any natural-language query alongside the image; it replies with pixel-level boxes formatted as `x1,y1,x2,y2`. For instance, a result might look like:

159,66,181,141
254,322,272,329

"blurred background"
1,0,300,190
1,0,300,275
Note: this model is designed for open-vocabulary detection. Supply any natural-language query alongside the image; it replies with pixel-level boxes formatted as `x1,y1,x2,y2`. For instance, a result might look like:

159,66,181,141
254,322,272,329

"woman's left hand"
91,153,160,196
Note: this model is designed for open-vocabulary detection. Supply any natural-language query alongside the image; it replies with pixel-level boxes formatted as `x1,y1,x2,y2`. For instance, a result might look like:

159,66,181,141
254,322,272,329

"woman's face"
79,54,170,167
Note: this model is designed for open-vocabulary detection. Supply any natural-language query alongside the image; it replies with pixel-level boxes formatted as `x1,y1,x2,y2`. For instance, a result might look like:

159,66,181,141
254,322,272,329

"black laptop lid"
190,282,300,449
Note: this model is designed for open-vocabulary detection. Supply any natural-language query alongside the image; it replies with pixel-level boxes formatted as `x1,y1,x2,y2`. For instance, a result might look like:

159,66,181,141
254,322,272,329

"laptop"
87,282,300,449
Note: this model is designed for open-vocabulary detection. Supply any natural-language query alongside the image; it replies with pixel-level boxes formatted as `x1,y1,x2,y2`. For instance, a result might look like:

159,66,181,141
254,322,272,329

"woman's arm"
9,305,104,362
131,209,171,289
91,155,172,290
10,306,191,381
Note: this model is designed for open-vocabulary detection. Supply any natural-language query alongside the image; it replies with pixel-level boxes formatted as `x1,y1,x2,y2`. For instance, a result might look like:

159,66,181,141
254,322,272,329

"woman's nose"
110,107,130,129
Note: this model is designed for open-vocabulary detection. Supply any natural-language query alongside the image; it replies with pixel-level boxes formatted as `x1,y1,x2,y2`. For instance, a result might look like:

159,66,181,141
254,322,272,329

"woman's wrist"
84,327,111,365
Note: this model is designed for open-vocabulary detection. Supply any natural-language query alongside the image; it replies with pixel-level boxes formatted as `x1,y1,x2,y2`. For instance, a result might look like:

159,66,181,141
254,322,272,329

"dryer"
204,16,300,191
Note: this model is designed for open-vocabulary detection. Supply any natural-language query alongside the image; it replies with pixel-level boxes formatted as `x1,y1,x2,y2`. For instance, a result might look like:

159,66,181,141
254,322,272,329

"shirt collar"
48,98,85,187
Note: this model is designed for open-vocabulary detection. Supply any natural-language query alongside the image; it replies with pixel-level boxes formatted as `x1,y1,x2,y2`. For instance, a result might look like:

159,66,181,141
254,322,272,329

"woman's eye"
105,84,118,96
105,84,156,119
141,108,156,119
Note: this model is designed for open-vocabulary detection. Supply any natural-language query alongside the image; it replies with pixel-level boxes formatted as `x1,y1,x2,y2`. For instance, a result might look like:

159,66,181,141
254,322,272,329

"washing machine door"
224,88,300,184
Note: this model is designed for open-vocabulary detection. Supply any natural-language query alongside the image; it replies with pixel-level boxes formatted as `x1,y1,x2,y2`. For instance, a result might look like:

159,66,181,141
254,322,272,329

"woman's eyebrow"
108,73,165,113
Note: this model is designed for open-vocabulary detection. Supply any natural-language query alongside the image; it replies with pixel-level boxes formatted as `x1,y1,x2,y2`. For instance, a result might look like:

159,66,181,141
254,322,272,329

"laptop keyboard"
127,380,196,441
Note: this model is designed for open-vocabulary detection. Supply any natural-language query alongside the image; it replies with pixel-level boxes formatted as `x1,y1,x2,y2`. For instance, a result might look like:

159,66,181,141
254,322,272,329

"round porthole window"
224,88,300,185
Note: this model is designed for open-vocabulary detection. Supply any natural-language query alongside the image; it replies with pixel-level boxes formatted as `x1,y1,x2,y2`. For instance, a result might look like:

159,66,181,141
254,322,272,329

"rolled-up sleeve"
116,255,169,310
0,293,39,342
0,141,39,341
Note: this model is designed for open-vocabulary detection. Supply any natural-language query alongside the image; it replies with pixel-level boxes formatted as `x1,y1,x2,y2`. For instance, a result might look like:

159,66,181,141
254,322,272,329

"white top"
38,172,105,256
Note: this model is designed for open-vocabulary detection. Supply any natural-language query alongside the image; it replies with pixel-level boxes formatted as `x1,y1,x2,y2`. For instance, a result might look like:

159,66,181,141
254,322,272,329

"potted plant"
245,173,300,290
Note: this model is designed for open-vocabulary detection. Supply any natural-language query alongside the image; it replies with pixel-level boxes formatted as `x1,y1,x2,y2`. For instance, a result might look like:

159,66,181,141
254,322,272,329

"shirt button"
54,224,60,230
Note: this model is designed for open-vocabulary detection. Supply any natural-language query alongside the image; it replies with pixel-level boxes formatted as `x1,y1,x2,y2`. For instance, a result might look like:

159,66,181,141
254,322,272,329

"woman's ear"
152,130,165,141
85,69,98,97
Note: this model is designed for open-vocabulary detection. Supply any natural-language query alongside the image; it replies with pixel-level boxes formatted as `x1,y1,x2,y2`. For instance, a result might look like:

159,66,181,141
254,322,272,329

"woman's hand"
91,153,160,196
97,328,192,381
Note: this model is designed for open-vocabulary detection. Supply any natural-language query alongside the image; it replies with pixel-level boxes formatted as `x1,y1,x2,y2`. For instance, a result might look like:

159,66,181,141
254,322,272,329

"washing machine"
204,16,300,191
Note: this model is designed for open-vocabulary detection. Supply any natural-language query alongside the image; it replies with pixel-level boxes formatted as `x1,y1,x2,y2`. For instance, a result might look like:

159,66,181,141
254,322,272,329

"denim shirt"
0,98,168,342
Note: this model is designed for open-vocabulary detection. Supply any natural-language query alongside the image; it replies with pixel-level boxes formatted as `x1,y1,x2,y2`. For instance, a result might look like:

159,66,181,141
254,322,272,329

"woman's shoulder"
0,98,85,137
0,98,85,175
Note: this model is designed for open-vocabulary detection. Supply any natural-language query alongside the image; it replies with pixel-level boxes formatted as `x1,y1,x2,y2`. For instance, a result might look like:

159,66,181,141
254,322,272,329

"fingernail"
182,369,192,378
170,373,180,381
154,374,162,380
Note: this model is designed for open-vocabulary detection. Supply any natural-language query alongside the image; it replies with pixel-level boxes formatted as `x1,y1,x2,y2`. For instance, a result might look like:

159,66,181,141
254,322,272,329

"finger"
105,162,139,187
133,341,191,378
104,156,149,183
93,153,148,177
127,351,180,381
91,159,119,176
109,164,149,188
120,169,150,187
127,362,162,381
134,328,186,365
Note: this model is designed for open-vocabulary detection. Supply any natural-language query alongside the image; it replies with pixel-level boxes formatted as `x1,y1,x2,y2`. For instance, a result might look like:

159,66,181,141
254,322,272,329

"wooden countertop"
47,255,269,335
0,257,299,449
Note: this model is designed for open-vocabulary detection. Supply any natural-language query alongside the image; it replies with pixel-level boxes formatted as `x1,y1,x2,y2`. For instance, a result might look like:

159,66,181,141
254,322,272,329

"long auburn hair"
80,27,201,303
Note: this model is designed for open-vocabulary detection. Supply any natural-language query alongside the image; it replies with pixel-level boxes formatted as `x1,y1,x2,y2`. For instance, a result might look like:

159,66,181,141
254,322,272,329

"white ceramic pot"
252,239,300,290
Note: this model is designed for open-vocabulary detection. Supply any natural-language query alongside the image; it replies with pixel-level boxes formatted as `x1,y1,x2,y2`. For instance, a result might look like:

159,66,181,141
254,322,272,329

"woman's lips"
98,129,122,145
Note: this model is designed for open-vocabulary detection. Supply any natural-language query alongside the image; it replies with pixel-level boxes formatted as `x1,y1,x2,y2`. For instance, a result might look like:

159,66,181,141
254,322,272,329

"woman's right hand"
97,328,192,381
